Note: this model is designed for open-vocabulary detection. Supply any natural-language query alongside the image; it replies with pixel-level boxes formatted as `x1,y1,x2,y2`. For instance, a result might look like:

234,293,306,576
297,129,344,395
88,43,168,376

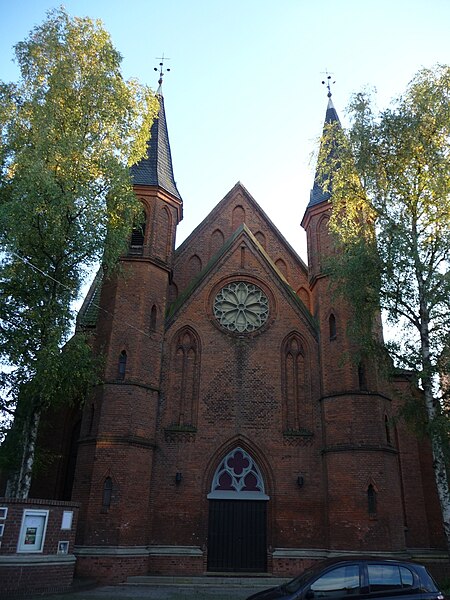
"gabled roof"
176,181,308,274
167,223,317,337
130,93,182,201
306,96,341,210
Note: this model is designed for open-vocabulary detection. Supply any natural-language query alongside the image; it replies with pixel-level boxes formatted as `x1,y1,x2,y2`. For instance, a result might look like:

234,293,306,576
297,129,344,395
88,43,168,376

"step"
126,575,289,588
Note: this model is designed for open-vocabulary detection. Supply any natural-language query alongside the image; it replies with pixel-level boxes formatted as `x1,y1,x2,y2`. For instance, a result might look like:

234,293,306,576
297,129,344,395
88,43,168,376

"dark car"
246,557,445,600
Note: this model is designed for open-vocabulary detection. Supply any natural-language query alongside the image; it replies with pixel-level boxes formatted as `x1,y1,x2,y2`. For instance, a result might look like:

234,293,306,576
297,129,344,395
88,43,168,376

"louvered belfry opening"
128,216,146,256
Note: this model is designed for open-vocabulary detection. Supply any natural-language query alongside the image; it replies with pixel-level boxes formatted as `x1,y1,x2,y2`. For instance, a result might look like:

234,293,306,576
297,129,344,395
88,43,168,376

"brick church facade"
30,85,446,582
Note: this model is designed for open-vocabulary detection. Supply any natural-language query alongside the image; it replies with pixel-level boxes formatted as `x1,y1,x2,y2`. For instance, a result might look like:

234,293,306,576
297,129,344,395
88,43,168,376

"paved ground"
41,586,254,600
31,578,284,600
34,583,266,600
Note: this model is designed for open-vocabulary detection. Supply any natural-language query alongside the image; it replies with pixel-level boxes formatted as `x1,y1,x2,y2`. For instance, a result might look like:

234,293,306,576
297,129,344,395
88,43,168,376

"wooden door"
207,499,267,572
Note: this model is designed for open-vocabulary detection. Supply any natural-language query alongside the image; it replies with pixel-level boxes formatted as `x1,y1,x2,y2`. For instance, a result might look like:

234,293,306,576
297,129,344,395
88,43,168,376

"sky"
0,0,449,263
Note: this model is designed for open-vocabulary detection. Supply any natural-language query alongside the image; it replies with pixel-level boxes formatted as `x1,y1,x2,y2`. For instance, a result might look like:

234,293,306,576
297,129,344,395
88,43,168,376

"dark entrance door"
207,499,267,572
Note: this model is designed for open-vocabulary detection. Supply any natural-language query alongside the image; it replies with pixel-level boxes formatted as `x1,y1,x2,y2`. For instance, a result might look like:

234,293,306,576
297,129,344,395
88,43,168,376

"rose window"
213,281,269,333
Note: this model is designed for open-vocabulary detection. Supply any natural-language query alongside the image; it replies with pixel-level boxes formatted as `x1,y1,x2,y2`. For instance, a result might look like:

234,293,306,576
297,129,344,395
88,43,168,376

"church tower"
302,87,406,552
72,70,182,559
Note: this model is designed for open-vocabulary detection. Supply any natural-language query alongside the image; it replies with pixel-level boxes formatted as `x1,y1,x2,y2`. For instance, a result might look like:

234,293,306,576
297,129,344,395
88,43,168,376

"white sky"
1,0,449,263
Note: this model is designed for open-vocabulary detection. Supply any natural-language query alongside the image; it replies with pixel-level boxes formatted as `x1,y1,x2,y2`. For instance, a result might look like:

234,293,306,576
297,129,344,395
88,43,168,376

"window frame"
17,509,49,553
308,563,361,597
363,562,419,596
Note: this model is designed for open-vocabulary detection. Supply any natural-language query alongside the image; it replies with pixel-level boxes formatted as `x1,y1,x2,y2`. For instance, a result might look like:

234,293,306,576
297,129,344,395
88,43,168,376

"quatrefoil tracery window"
208,447,269,500
213,281,269,333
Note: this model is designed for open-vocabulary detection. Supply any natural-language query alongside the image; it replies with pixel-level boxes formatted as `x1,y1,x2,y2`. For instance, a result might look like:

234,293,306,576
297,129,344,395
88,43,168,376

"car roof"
312,556,417,569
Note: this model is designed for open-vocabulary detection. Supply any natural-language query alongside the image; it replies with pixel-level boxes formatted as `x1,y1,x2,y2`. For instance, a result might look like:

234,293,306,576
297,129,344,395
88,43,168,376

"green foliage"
318,66,450,548
318,65,450,384
0,8,158,494
317,66,450,546
0,332,100,472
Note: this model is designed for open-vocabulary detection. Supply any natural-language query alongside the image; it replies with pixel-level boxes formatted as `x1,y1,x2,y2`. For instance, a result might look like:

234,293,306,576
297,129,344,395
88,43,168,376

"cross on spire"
321,71,335,98
154,54,171,90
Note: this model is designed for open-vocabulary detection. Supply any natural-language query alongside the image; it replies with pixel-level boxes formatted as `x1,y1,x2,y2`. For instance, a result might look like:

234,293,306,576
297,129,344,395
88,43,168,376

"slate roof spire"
130,59,181,201
307,77,341,209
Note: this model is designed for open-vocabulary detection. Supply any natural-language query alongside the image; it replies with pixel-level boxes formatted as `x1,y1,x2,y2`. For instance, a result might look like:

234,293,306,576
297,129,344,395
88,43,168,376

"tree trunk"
413,212,450,555
5,408,41,499
420,309,450,554
422,378,450,554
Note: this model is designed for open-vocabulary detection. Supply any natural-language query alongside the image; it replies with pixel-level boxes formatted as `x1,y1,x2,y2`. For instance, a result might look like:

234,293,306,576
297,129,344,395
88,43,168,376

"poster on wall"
18,510,49,553
24,526,37,545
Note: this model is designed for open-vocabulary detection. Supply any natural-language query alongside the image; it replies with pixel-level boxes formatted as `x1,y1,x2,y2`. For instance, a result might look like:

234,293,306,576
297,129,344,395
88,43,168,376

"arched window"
232,205,245,230
208,447,268,500
129,211,146,255
318,215,333,270
282,333,307,431
255,230,266,249
169,328,200,427
385,415,391,445
102,477,113,509
118,350,127,380
210,229,224,259
188,254,202,280
297,287,311,312
329,313,337,340
275,258,288,280
154,206,172,261
150,305,157,332
368,484,377,515
358,361,367,391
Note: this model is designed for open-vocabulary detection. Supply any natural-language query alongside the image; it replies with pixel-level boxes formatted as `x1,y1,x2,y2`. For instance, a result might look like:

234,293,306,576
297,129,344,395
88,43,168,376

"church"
31,79,446,583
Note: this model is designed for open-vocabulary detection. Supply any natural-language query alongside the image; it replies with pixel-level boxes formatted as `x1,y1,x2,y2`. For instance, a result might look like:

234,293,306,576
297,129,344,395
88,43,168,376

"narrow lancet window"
368,484,377,515
150,305,157,332
329,313,336,340
385,415,391,445
358,361,367,390
102,477,113,509
118,350,127,380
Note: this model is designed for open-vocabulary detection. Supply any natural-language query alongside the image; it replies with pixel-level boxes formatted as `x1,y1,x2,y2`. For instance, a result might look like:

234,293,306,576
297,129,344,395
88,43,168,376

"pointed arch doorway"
207,447,269,573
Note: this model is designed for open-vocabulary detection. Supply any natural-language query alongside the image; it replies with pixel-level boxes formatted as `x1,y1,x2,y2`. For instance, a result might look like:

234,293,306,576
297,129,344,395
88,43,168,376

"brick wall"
75,553,148,583
27,182,447,584
0,498,79,598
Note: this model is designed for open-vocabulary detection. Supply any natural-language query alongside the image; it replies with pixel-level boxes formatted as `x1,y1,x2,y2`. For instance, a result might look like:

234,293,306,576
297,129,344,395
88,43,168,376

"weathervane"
154,54,171,88
321,71,335,98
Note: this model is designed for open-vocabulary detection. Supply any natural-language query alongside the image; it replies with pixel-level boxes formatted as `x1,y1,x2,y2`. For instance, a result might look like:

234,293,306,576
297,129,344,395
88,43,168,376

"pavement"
32,576,288,600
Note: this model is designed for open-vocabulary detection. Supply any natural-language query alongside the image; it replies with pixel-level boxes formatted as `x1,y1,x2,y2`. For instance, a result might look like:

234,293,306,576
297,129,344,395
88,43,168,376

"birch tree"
0,8,159,498
317,65,450,551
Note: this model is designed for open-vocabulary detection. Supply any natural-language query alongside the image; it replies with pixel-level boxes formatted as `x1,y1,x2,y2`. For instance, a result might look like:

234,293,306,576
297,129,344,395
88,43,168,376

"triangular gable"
176,182,307,273
167,223,317,339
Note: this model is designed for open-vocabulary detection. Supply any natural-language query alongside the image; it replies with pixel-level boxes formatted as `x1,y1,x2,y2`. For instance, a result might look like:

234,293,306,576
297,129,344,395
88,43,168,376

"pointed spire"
130,58,181,201
307,79,341,209
324,96,340,126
